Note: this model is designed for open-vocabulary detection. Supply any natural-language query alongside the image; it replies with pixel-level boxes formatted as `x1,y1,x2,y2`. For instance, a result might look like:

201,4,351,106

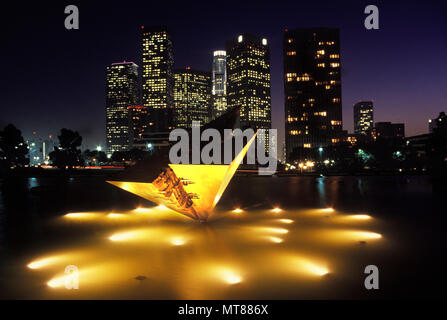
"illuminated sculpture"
107,108,256,221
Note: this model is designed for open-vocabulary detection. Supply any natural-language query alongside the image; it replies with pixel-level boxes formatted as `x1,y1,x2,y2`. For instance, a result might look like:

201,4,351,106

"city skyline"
1,1,446,151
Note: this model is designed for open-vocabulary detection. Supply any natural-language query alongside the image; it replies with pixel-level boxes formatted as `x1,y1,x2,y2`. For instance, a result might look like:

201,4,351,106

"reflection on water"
2,175,446,299
20,205,384,299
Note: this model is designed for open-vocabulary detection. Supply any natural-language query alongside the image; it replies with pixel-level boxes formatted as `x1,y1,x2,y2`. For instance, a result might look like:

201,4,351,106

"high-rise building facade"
283,28,342,161
174,68,211,128
141,26,174,132
128,105,153,145
354,101,374,135
226,34,271,151
211,50,227,119
105,61,139,156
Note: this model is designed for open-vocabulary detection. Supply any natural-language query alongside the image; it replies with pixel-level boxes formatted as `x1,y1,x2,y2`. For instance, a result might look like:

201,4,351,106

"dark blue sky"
1,0,446,150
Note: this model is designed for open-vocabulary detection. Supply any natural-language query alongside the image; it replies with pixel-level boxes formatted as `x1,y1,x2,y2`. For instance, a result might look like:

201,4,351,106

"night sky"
1,0,446,150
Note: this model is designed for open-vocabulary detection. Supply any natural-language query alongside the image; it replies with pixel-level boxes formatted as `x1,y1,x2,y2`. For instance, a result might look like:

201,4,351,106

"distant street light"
96,145,102,152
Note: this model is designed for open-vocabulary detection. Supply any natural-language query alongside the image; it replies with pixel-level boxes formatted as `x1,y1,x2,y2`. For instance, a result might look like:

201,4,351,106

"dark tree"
82,149,107,166
49,128,83,169
426,126,447,175
0,124,29,168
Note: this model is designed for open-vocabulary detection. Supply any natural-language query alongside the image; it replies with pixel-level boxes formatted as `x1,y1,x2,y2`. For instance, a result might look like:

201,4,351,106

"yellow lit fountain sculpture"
107,107,256,221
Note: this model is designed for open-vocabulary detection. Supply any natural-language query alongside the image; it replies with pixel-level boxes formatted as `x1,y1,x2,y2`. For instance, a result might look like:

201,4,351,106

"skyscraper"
226,34,271,151
141,26,174,132
105,61,139,156
283,28,342,161
174,67,211,128
354,101,374,135
211,50,227,119
128,105,152,145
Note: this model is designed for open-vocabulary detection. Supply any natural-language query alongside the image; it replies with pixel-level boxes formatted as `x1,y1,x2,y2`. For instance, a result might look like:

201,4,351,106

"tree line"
0,124,153,170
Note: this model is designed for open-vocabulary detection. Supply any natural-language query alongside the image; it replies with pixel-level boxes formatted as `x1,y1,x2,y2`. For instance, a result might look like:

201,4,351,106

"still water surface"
0,175,445,299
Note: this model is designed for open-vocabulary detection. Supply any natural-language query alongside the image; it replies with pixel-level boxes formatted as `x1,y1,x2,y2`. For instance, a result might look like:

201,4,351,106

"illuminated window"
286,73,296,82
303,144,311,148
297,73,310,81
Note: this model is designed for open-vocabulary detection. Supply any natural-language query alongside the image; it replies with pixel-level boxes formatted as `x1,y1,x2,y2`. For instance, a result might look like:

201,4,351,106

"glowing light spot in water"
333,230,382,240
353,231,381,239
281,254,329,277
322,208,334,213
171,237,185,246
64,212,98,219
28,256,59,269
108,213,124,218
278,219,294,224
331,214,373,224
350,214,372,220
316,230,382,243
271,207,282,213
259,227,288,234
297,260,329,276
47,276,67,288
133,207,153,214
220,269,242,285
232,208,243,214
268,236,283,243
109,230,144,242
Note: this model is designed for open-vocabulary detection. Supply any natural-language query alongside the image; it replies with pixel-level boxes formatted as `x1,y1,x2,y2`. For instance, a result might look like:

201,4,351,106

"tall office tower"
128,105,152,145
211,50,227,119
354,101,374,135
141,26,174,132
226,34,272,152
174,67,211,128
105,61,139,156
283,28,343,161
